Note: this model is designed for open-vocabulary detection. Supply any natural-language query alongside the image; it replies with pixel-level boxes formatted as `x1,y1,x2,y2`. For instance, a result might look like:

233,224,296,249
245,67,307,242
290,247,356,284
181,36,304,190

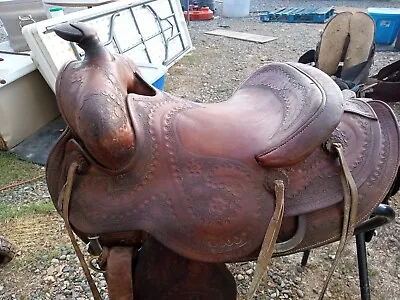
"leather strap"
107,247,135,300
61,162,102,300
246,180,285,300
318,142,358,300
336,143,358,241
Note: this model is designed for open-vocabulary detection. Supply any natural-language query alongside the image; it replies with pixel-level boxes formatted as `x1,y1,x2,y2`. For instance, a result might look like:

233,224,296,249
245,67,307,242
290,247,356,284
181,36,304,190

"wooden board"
205,29,277,44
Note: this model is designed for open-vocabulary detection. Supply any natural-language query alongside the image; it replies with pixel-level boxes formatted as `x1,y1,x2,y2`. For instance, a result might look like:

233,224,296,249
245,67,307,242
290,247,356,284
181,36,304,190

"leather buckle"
357,82,378,98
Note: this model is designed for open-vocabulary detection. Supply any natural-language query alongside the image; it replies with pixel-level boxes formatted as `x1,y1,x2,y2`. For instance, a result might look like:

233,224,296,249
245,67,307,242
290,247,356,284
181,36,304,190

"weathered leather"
46,21,400,282
46,23,354,263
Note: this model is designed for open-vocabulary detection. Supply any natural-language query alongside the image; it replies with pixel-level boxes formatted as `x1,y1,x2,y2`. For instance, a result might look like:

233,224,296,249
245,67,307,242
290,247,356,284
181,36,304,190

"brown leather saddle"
46,22,400,299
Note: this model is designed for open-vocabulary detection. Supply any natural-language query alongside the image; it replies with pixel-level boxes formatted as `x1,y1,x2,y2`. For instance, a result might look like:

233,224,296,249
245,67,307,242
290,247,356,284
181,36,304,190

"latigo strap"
246,180,285,300
61,162,102,300
318,142,358,300
107,247,135,300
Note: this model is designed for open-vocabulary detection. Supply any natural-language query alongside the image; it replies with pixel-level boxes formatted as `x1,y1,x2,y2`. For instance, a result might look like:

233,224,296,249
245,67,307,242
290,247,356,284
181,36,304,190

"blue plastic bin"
368,8,400,44
152,74,167,90
137,63,168,91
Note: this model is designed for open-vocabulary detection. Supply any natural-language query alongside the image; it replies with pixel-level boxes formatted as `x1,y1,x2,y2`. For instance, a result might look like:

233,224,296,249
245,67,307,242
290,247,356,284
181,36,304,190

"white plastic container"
49,6,64,18
0,41,59,150
222,0,250,18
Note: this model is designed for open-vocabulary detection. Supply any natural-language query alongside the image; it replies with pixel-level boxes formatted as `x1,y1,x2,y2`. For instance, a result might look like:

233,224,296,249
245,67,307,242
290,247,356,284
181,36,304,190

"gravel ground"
1,1,400,299
0,178,49,206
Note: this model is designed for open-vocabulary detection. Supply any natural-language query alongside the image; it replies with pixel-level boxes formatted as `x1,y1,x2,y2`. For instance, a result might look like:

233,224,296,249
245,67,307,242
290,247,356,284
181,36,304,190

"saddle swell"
54,22,152,172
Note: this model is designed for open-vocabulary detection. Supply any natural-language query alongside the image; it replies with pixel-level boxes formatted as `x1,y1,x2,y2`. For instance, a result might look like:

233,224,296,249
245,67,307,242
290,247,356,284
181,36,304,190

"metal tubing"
356,233,371,300
301,250,310,266
354,204,395,235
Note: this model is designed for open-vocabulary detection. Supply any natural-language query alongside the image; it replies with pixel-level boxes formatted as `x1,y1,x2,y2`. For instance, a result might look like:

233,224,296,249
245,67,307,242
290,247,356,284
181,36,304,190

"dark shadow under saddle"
46,23,400,268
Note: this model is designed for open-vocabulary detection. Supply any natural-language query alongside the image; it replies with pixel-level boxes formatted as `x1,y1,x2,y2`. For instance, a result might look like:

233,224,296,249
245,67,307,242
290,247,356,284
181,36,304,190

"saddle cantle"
46,22,400,300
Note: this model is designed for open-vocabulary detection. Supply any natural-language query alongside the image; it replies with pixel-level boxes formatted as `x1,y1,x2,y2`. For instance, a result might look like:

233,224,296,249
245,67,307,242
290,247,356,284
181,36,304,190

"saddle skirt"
46,23,400,264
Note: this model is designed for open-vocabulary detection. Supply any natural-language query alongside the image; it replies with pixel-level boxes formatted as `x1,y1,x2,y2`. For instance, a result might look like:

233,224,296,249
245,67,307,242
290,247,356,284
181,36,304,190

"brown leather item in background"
46,22,400,300
0,233,16,267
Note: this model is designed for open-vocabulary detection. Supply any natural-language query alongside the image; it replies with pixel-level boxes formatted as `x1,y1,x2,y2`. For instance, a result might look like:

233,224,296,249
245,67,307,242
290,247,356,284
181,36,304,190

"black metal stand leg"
301,250,310,267
356,232,371,300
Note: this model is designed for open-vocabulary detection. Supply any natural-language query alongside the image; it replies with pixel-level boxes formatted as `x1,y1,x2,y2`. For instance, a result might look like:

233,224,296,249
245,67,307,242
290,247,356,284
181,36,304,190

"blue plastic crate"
368,7,400,45
260,7,334,24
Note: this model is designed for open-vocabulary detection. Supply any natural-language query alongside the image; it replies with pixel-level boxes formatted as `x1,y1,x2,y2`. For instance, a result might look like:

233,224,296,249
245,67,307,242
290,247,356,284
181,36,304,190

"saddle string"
246,180,285,300
61,162,103,300
318,142,358,300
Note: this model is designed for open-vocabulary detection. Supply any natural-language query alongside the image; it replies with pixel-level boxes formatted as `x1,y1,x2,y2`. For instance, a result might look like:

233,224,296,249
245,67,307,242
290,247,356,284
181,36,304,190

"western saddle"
46,22,400,300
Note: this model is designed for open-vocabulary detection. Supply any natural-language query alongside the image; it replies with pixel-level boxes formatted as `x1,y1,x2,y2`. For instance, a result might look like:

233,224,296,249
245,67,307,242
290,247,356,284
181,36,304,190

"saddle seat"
159,62,344,169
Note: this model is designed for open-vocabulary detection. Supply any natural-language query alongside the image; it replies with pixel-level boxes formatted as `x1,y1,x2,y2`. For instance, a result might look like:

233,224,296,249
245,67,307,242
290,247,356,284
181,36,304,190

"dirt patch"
0,212,71,298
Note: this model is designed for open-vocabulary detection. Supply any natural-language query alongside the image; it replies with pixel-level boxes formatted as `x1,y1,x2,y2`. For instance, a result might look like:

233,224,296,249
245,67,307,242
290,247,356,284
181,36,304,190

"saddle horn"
54,22,138,172
54,22,109,58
